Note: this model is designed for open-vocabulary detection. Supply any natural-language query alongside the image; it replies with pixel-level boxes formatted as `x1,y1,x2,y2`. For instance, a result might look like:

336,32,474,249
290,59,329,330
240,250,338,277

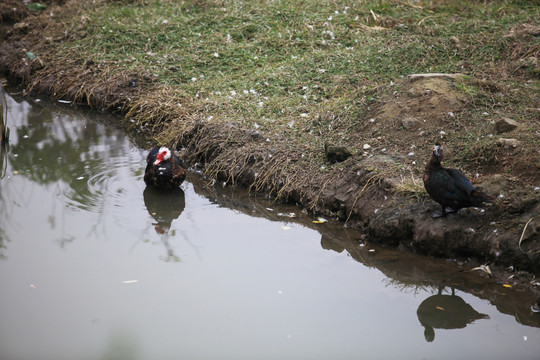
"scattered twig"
519,215,540,254
469,264,492,277
345,173,381,223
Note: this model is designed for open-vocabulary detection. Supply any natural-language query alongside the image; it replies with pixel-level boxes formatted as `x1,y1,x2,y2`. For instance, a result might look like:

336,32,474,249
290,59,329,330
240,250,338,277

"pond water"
1,88,539,360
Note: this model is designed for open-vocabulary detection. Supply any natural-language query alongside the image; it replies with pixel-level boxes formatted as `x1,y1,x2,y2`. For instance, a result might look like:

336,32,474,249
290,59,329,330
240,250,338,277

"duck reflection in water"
417,286,489,342
143,187,185,234
143,187,186,261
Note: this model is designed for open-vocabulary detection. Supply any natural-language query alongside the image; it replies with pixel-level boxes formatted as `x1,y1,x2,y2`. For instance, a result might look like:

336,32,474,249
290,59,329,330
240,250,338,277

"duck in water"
144,146,186,191
423,143,492,217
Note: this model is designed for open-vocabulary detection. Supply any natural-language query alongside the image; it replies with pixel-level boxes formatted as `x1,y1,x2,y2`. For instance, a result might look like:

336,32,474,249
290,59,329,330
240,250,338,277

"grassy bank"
5,0,539,152
1,0,540,272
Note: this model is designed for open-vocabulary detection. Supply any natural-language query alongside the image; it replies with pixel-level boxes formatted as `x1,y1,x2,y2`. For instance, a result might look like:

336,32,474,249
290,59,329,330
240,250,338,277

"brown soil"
0,0,29,23
1,0,539,289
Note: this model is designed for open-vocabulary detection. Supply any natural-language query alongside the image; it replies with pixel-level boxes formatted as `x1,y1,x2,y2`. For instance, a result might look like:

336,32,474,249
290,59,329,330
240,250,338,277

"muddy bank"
1,0,539,284
168,115,540,277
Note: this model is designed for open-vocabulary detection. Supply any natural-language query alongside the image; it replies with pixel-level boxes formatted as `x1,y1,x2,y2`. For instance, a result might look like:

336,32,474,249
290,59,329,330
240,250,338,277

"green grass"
24,0,539,175
57,0,537,122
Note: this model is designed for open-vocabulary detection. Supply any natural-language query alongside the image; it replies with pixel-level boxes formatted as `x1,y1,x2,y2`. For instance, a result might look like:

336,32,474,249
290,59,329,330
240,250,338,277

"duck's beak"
433,144,443,158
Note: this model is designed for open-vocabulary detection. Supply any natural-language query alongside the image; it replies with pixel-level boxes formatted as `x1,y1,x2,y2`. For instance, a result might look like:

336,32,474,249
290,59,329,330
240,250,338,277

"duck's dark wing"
443,168,492,206
446,168,475,195
171,156,187,183
144,162,158,187
429,169,470,204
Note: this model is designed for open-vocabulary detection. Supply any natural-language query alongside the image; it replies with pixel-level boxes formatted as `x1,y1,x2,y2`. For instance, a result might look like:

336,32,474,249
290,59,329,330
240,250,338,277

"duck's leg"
432,205,447,218
531,297,540,313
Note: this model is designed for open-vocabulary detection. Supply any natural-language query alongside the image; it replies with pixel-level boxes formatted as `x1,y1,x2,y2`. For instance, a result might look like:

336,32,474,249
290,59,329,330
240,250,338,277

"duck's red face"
153,147,171,165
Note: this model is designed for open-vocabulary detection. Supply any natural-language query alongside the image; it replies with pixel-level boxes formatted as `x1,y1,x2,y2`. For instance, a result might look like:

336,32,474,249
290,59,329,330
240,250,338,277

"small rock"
363,144,371,150
450,36,461,48
494,117,519,134
496,138,521,148
406,87,424,98
402,117,419,129
13,22,30,34
247,130,263,141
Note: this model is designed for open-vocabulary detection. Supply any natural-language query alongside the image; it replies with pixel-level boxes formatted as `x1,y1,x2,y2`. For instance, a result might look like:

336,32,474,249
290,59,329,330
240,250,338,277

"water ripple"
65,154,144,214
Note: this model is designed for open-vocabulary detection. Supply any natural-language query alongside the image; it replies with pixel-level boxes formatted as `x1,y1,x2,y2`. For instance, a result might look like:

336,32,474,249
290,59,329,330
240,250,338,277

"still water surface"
1,90,539,359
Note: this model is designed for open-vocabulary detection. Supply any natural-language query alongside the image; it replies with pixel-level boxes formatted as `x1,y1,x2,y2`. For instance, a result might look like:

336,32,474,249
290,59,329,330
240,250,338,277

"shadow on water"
0,141,8,260
0,141,8,179
0,85,9,260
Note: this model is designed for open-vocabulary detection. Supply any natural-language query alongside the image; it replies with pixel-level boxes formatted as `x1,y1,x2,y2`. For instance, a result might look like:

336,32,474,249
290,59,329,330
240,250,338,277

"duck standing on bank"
144,146,186,191
423,143,493,217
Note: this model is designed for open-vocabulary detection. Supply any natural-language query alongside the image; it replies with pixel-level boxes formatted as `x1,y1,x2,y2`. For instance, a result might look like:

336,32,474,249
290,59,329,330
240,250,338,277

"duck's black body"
423,144,492,217
144,146,186,191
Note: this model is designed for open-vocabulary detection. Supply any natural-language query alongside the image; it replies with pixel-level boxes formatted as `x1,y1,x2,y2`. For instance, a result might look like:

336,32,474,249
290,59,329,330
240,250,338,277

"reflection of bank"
0,140,8,179
417,286,489,342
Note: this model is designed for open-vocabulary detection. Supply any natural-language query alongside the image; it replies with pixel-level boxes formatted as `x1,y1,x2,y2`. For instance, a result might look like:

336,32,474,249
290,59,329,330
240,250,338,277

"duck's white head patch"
154,146,172,165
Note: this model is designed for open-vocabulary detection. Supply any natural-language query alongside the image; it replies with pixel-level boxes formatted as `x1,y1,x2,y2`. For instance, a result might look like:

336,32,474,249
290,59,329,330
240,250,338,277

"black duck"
423,143,492,217
144,146,186,191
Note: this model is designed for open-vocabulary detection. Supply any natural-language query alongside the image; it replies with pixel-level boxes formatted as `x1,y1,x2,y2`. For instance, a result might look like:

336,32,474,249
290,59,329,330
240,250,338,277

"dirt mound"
358,73,540,185
376,73,466,132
